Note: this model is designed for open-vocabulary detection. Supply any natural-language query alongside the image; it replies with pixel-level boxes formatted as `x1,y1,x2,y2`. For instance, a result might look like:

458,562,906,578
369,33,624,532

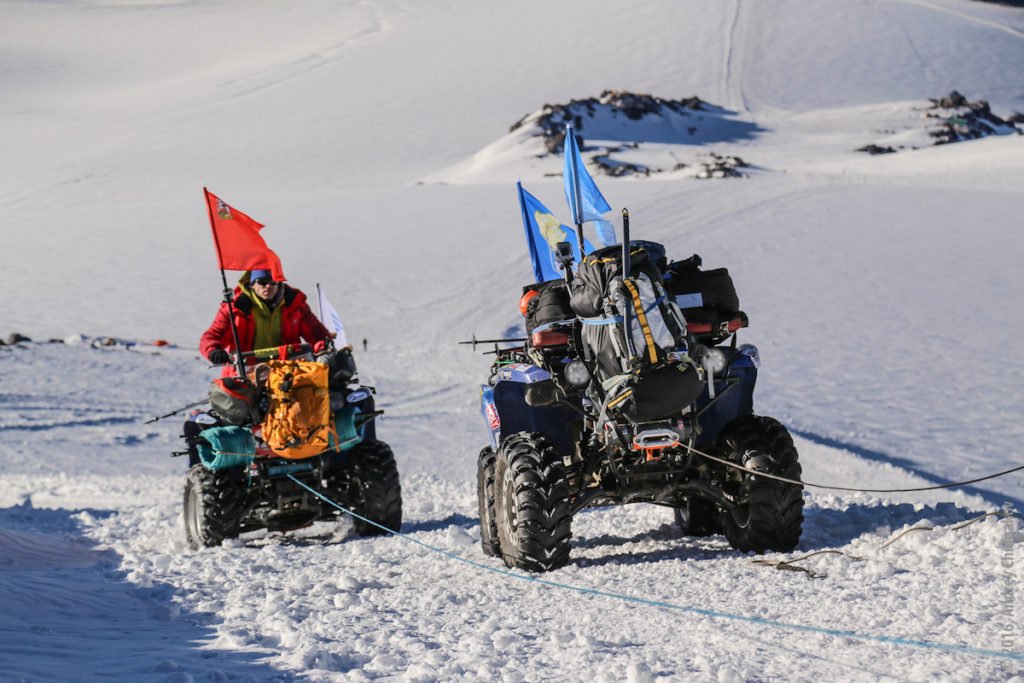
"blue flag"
517,182,593,282
562,123,616,246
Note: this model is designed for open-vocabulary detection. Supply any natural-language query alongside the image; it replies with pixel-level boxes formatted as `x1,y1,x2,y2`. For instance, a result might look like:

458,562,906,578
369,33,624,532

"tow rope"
285,475,1023,663
750,511,1014,578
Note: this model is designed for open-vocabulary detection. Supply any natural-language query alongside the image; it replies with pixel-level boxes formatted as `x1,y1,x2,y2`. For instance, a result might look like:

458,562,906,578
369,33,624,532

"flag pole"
316,282,326,325
567,124,587,259
204,187,247,379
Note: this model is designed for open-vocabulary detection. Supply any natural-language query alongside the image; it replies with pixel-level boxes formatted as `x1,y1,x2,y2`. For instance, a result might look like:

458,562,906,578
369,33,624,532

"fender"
481,364,578,457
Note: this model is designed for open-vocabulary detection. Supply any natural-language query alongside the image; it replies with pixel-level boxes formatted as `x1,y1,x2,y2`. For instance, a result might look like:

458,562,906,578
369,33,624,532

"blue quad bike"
474,236,803,572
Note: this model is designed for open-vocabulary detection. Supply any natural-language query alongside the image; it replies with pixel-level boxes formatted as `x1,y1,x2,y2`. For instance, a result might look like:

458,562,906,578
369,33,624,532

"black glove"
329,347,357,384
208,349,230,365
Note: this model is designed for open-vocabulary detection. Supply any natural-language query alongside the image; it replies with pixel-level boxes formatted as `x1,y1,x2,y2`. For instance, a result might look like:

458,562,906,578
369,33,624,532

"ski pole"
144,397,211,424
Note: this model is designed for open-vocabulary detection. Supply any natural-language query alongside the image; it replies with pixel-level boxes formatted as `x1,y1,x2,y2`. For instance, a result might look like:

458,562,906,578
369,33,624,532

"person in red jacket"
200,269,332,376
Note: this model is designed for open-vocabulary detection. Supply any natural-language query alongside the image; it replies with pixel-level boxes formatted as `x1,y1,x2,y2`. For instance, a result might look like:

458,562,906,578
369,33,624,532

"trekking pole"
144,397,211,424
204,187,247,379
621,208,630,279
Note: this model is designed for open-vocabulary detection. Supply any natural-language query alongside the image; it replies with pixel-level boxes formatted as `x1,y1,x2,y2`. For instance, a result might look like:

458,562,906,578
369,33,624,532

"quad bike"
176,343,402,549
474,223,803,572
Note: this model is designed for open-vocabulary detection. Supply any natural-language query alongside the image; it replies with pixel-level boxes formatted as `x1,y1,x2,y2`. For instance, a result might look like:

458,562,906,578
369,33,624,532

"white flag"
317,285,348,349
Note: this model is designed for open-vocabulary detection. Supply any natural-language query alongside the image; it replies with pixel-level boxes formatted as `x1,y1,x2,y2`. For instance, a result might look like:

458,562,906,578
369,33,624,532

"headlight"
704,347,727,375
564,359,591,388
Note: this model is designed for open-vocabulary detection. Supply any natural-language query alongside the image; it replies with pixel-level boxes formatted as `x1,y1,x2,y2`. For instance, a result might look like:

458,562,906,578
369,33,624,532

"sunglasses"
253,277,278,287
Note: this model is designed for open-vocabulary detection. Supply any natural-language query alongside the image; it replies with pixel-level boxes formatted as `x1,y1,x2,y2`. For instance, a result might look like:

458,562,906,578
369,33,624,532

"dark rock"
6,333,30,344
970,0,1024,6
930,91,969,109
857,144,897,155
513,91,710,155
695,153,748,179
927,91,1020,144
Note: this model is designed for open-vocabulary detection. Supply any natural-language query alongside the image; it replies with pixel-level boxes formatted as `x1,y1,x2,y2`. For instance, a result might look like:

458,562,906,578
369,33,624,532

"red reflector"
531,330,570,347
686,317,746,334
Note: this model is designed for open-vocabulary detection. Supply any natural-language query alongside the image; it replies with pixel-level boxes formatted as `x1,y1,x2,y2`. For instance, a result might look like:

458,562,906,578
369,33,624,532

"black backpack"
662,255,748,344
568,241,688,379
568,241,667,318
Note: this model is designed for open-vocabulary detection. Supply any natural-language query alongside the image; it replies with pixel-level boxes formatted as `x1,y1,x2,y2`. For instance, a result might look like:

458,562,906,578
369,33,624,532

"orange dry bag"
260,359,337,459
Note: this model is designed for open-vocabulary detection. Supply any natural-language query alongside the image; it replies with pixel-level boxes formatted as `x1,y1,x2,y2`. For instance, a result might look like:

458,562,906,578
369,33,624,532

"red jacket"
200,282,332,376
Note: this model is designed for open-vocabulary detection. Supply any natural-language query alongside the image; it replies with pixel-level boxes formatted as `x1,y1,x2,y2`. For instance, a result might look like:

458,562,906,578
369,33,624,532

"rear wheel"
477,446,501,557
183,464,246,549
494,432,572,572
717,416,803,554
334,439,402,536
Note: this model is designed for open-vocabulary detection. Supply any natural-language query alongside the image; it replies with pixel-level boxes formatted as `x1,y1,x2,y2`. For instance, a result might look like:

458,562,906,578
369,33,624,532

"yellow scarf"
242,281,283,352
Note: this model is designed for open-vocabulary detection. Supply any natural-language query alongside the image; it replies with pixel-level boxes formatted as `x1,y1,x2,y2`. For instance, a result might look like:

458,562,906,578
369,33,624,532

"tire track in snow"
892,0,1024,40
1,415,139,432
722,0,747,112
869,0,934,80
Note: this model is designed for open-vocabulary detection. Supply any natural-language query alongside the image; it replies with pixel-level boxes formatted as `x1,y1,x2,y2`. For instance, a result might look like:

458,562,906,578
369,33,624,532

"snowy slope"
2,0,1023,680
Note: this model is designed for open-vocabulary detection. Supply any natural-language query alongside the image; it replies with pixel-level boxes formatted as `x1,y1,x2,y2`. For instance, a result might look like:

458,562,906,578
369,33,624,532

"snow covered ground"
2,0,1023,680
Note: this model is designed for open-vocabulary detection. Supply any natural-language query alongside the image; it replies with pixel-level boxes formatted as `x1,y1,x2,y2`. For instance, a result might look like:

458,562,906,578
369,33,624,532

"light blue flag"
517,182,594,282
562,123,616,246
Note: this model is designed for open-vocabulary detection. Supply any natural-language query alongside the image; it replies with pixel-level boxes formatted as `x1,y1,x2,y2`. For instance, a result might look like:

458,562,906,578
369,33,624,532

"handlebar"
238,343,313,360
210,342,337,370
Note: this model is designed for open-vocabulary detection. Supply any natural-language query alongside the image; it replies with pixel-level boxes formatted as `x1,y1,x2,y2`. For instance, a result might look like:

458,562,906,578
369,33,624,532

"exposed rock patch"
926,91,1021,144
512,91,708,154
510,91,756,178
857,91,1020,154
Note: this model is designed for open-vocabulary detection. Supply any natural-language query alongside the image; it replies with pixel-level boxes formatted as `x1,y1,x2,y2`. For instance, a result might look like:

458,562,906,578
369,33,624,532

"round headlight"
704,347,727,375
564,359,591,388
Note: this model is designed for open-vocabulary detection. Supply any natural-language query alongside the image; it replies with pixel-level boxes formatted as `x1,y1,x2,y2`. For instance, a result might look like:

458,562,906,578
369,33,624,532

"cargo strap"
623,279,659,364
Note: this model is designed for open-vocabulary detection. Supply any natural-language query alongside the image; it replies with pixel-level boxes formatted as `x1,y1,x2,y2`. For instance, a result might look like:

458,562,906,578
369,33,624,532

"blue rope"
287,474,1023,662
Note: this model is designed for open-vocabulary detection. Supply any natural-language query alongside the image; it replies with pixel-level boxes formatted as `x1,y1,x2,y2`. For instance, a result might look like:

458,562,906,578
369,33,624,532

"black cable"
691,445,1024,493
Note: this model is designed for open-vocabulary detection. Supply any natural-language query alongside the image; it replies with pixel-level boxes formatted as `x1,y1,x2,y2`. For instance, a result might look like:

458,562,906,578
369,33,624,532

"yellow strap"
623,280,659,364
607,389,634,409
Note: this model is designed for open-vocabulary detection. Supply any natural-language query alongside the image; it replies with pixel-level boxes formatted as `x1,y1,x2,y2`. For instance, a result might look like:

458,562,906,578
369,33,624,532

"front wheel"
717,416,804,554
494,432,572,572
335,439,402,536
183,464,246,549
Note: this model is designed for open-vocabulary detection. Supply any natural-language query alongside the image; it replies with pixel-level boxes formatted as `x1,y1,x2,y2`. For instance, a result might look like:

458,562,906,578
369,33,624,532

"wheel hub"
499,462,518,539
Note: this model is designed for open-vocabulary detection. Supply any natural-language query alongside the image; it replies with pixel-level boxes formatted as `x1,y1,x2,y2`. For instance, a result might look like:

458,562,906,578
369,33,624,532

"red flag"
203,188,285,281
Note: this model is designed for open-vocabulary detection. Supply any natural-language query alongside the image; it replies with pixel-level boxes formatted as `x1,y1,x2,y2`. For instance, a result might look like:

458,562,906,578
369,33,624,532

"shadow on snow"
0,503,297,682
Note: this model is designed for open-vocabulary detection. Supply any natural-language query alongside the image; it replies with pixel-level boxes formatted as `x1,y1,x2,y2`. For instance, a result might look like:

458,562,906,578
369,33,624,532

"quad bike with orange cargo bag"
177,342,402,549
